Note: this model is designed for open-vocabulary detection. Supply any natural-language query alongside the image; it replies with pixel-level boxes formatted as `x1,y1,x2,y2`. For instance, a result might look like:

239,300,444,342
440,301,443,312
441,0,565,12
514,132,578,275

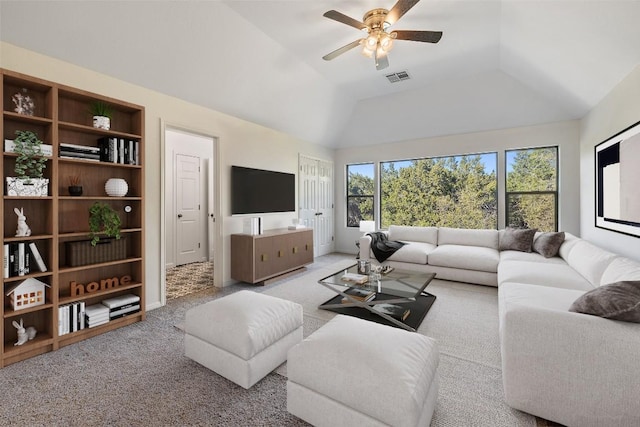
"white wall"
580,65,640,260
0,42,334,310
334,121,581,253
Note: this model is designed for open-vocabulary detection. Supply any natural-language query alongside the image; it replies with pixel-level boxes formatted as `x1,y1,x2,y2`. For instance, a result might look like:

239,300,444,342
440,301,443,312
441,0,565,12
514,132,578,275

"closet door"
299,155,334,256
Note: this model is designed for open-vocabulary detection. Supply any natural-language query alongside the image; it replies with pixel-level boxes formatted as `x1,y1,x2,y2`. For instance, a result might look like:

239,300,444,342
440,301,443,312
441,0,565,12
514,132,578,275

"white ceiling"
1,1,640,148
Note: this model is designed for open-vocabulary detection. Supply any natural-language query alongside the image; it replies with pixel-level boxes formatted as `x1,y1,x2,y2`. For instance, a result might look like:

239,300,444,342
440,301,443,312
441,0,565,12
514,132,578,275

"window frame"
346,162,375,228
504,146,559,231
378,152,498,230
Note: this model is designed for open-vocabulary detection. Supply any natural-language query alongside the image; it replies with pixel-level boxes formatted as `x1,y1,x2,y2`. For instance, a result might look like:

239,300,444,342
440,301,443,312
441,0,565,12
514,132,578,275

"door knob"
178,214,183,218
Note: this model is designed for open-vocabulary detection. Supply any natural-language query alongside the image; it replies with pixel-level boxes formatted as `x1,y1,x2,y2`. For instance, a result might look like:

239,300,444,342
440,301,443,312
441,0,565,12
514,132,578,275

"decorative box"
65,237,127,267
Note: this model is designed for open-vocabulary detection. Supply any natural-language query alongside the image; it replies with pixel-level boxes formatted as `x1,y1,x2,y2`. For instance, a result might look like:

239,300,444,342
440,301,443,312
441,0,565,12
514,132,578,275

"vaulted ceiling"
2,1,640,148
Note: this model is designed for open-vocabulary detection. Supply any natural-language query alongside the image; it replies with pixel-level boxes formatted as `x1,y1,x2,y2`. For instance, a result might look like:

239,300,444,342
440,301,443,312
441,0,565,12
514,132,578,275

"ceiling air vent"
385,71,411,83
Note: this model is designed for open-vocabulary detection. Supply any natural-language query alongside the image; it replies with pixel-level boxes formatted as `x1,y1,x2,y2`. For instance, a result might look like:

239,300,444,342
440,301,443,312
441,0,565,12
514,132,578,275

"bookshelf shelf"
1,69,145,368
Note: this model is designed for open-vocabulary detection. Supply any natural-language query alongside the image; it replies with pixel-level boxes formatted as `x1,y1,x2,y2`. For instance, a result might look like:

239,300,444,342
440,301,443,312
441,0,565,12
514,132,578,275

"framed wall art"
595,119,640,237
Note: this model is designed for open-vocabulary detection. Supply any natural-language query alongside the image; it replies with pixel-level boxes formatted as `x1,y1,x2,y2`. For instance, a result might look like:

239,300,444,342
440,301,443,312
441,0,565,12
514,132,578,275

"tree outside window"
380,153,497,229
347,163,374,227
506,147,558,231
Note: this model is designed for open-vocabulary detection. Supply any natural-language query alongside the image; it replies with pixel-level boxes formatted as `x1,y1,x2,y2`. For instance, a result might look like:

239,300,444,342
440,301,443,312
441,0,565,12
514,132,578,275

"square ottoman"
287,314,439,427
185,290,303,389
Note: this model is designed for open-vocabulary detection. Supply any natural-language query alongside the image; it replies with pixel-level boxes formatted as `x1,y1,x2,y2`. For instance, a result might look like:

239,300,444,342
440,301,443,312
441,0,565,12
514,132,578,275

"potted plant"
89,101,113,130
6,130,49,197
68,175,83,196
89,201,121,246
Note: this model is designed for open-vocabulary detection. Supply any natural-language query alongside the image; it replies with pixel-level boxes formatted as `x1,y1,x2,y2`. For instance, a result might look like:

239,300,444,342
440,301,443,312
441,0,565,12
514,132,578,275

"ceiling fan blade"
323,10,367,31
375,50,390,70
322,39,363,61
393,30,442,43
385,0,421,25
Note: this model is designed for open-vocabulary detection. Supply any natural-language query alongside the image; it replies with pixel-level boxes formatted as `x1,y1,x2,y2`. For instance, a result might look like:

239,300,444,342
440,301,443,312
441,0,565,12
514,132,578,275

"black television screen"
231,166,296,215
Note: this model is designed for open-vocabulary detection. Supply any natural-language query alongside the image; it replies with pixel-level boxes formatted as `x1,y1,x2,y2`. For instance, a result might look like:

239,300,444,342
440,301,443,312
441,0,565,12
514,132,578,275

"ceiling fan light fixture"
379,33,393,52
362,46,374,58
365,34,378,49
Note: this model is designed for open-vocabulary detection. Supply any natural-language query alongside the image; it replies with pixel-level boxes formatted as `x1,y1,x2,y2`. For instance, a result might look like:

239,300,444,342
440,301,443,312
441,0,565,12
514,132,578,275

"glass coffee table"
318,264,436,332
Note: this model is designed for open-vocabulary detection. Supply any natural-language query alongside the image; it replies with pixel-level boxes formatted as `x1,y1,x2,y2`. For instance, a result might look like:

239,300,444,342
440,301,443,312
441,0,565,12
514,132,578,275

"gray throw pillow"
499,227,537,252
533,231,565,258
569,281,640,323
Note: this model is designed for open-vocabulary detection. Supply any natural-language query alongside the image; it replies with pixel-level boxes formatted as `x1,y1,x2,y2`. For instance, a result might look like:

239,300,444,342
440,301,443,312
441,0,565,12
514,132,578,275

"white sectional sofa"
359,225,640,426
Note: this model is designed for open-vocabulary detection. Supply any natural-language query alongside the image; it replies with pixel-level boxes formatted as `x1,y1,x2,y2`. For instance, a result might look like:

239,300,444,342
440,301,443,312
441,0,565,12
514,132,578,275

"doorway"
163,127,218,301
299,154,334,256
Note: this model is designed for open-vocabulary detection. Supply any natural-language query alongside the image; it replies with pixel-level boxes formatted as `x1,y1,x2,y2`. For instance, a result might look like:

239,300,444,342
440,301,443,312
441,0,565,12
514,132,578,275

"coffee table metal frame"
317,263,436,332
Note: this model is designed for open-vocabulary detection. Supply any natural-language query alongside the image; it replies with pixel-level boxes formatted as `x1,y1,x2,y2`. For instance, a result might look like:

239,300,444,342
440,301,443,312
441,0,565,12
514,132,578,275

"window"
346,163,374,227
506,147,558,231
380,153,497,229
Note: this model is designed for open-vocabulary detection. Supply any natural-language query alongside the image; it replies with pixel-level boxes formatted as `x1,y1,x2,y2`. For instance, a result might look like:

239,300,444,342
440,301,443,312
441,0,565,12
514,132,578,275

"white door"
299,155,334,256
176,153,201,265
316,160,334,256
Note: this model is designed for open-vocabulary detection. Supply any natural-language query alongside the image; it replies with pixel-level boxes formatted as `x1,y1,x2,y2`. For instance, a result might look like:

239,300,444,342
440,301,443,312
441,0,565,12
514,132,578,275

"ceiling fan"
322,0,442,70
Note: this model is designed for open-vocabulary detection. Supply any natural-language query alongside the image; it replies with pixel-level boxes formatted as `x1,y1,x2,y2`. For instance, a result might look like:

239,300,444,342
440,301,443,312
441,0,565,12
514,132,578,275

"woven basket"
65,237,127,267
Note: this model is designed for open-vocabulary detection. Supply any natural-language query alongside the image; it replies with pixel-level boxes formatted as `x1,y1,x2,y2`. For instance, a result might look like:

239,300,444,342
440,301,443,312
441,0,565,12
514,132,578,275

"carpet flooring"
0,254,555,426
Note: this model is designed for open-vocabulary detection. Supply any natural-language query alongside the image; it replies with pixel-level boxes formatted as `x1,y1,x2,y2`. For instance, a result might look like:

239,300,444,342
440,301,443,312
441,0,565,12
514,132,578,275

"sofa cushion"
532,231,565,258
388,225,438,245
566,241,618,286
558,232,580,260
500,250,566,264
437,227,499,249
428,244,499,273
387,242,435,265
601,257,640,285
498,260,593,291
499,227,537,252
569,281,640,323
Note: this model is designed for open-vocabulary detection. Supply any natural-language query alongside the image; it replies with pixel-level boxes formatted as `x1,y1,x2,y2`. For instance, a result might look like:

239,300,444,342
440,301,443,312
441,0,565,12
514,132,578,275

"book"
59,150,101,160
341,286,376,303
102,293,140,309
28,242,47,272
109,304,140,319
341,272,368,284
373,303,411,321
5,139,53,156
18,242,26,276
3,244,9,279
60,142,100,153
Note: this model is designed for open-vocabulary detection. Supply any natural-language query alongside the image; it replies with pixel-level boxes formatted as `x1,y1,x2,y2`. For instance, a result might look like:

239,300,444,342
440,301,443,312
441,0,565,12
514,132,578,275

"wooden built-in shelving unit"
0,69,145,367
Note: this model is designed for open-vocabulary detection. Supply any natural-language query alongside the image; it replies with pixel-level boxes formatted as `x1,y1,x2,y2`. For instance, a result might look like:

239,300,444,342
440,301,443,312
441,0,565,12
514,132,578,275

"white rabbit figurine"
13,319,28,346
26,326,37,340
14,207,31,237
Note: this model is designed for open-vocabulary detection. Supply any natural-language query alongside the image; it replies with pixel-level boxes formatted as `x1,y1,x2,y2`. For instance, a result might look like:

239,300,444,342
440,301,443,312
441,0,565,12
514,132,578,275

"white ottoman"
287,315,439,427
185,290,303,389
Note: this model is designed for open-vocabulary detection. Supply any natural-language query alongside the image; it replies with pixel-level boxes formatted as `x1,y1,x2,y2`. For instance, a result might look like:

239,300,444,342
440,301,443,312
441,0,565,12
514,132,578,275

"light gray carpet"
261,258,534,426
0,254,534,426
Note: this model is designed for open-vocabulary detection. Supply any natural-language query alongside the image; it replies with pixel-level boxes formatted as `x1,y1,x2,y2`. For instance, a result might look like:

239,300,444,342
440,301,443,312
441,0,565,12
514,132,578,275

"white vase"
105,178,128,197
93,115,110,130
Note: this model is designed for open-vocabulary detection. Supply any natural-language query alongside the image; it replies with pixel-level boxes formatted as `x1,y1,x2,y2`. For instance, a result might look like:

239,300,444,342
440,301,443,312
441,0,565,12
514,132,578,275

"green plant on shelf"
13,130,47,182
89,202,121,246
88,101,113,119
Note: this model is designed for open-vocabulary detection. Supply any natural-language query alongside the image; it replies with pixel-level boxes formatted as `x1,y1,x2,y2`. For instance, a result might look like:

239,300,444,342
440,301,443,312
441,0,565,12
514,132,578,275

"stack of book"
101,294,141,319
58,301,86,336
85,304,110,328
98,137,140,165
341,287,376,304
59,142,101,161
3,241,47,278
341,272,369,284
373,303,411,321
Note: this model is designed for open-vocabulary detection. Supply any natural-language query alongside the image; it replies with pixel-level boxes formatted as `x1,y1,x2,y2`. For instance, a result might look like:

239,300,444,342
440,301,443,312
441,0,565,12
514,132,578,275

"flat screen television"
231,166,296,215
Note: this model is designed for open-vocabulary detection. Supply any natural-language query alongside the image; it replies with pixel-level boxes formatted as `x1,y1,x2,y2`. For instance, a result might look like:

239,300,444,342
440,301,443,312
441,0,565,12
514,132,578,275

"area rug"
261,259,535,426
